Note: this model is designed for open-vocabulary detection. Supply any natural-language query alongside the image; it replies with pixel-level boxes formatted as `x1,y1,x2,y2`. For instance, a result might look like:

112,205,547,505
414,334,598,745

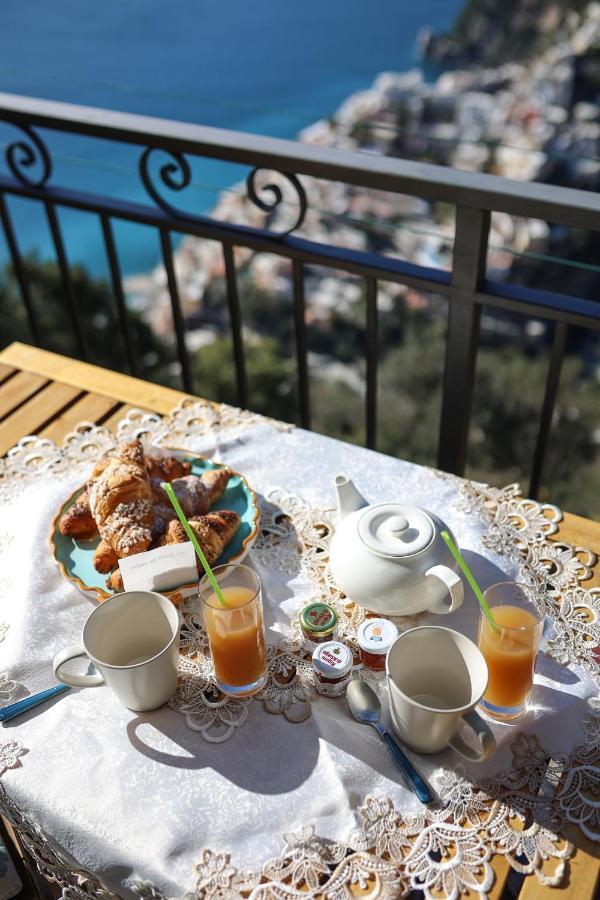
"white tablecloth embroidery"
0,400,598,899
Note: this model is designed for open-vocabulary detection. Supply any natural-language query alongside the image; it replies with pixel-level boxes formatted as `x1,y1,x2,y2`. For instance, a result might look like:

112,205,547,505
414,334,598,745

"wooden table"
0,340,598,900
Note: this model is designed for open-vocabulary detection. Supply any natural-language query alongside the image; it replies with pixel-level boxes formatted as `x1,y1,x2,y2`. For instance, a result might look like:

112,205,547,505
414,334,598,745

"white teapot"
329,475,464,616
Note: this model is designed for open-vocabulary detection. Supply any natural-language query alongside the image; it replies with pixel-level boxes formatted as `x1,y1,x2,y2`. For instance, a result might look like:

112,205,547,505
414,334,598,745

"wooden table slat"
0,370,48,421
0,342,192,415
518,823,600,899
486,857,514,900
0,363,16,385
550,512,600,565
0,382,83,455
40,392,121,443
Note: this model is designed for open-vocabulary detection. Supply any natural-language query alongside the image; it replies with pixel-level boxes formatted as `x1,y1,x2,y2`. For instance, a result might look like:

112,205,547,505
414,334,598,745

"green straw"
161,481,227,608
440,530,498,632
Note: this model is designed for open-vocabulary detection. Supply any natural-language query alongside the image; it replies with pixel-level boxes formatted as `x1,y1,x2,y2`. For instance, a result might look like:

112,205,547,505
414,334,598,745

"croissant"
59,454,193,540
58,488,97,538
107,509,240,592
92,478,178,569
88,440,153,557
93,453,191,482
149,467,233,540
90,468,234,571
93,539,118,574
145,455,191,480
196,467,233,512
163,510,241,566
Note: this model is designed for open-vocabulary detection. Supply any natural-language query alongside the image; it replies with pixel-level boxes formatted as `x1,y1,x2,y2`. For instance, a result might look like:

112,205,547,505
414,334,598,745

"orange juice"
478,604,539,711
203,586,267,690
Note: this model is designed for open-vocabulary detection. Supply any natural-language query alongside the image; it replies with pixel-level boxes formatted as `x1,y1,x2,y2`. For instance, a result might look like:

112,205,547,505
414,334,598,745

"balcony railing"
0,92,599,497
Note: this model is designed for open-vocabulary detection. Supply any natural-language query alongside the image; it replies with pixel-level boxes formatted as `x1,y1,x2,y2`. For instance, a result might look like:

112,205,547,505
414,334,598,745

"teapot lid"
357,503,434,557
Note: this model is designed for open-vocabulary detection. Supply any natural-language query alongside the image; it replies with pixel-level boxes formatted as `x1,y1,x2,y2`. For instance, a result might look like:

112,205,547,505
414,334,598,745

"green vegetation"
0,256,172,385
449,0,591,66
190,334,297,424
193,276,600,517
1,254,598,519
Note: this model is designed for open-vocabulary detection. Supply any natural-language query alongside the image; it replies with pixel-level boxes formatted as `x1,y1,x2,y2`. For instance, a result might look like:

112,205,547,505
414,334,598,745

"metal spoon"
346,680,434,805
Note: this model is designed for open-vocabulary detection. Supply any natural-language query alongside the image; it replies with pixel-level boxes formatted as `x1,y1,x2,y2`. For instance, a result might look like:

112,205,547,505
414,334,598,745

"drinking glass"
478,581,545,721
199,564,268,697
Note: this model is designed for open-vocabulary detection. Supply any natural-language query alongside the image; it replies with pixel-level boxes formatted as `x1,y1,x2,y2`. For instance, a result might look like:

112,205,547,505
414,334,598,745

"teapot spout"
335,475,368,520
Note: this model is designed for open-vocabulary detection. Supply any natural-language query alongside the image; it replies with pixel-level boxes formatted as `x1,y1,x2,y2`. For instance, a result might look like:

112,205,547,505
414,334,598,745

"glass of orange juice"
478,582,545,721
199,564,268,697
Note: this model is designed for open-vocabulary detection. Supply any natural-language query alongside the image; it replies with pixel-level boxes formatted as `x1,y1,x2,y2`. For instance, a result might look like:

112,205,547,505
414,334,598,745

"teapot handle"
425,565,463,614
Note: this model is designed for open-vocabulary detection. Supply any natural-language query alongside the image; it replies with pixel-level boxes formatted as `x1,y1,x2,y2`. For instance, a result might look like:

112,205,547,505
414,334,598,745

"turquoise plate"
50,456,260,603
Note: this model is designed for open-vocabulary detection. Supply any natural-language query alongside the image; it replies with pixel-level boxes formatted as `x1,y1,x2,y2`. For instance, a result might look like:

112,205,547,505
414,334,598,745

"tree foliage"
1,257,598,518
0,256,172,384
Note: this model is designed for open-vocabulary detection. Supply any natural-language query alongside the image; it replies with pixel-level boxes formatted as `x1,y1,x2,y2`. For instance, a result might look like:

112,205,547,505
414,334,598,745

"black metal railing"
0,92,599,497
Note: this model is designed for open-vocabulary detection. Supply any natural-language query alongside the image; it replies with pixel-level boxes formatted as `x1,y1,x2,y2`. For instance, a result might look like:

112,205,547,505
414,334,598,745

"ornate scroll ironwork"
139,147,192,218
139,147,307,238
246,168,307,235
4,124,51,188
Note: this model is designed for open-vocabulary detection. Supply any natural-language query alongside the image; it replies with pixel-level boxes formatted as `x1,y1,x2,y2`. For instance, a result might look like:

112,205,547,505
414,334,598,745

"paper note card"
119,542,197,592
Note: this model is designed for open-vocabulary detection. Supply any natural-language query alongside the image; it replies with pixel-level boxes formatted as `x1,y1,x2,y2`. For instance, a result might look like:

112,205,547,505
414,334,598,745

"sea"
0,0,462,277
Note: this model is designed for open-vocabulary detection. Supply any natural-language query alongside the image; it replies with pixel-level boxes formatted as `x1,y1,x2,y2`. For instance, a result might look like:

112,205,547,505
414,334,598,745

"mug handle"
53,644,104,688
448,709,496,762
426,565,464,614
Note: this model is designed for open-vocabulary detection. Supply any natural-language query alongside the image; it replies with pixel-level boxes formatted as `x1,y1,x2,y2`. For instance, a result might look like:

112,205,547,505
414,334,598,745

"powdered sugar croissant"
106,509,240,592
90,467,234,571
59,453,192,540
92,452,192,483
88,440,153,558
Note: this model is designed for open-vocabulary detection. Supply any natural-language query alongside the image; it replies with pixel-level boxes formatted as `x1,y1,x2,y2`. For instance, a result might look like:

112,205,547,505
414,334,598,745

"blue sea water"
0,0,461,277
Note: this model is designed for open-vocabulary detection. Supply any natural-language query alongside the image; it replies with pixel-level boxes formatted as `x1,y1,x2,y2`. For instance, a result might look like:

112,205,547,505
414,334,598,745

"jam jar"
356,618,399,671
312,641,353,697
300,602,338,648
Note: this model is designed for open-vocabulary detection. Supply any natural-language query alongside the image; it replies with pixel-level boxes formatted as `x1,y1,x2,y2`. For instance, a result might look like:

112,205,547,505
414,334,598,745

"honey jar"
356,618,399,671
312,641,353,697
300,602,338,647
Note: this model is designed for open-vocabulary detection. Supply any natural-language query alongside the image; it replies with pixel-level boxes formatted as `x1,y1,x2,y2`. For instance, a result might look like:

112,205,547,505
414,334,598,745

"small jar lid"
300,602,338,636
357,619,399,656
312,641,353,678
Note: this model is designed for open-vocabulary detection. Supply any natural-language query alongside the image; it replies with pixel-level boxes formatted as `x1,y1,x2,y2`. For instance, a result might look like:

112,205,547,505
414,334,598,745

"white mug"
53,590,181,712
386,626,496,760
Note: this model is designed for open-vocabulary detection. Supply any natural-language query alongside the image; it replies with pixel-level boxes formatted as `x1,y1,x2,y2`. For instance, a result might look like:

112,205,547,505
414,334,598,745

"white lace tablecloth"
0,401,598,899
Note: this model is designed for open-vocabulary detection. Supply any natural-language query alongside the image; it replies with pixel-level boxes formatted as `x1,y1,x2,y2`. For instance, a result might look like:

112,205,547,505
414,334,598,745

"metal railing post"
222,243,249,409
45,202,87,361
365,276,378,450
528,321,569,499
100,214,138,377
159,229,193,394
0,196,40,346
437,206,490,475
292,260,310,429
